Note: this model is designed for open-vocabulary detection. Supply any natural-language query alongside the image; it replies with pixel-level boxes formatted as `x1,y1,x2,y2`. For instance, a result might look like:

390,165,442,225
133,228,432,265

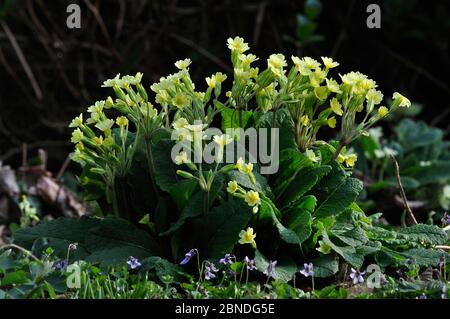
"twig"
390,155,418,225
0,244,40,261
56,155,71,181
168,32,232,72
253,1,268,47
1,21,43,101
380,43,450,94
21,143,28,181
435,245,450,251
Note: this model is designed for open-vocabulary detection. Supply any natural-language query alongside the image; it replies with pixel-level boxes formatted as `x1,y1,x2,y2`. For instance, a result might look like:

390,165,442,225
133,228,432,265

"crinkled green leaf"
398,224,448,245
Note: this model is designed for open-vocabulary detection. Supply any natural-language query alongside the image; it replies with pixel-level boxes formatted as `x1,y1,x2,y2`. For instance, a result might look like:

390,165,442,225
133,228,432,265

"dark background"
1,0,449,173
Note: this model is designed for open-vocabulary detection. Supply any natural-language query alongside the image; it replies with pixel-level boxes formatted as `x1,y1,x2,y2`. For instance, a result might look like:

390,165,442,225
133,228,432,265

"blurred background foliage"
0,0,449,172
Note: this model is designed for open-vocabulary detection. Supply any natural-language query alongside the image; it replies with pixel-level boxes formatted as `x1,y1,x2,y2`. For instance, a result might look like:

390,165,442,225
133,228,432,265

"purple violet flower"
416,294,427,299
299,262,314,277
243,256,257,271
442,213,450,226
219,253,235,265
406,258,415,266
127,256,141,269
263,260,277,278
180,249,196,265
204,261,219,280
350,268,365,285
54,259,68,271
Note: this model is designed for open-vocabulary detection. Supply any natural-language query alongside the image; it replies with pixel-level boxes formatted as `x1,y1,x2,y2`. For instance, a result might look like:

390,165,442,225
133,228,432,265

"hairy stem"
145,139,159,197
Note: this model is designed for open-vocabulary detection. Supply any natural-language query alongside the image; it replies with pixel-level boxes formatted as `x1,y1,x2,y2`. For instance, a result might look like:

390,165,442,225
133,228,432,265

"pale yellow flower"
241,163,254,175
303,57,320,70
239,54,259,65
235,157,244,170
366,89,383,105
174,58,192,70
245,190,260,206
300,115,309,126
305,149,319,163
392,92,411,107
214,72,228,83
344,153,357,167
330,98,343,116
326,78,342,93
321,57,339,69
175,151,189,165
172,92,191,109
116,116,128,127
378,106,389,117
213,134,233,147
71,128,84,144
206,75,217,88
227,36,250,53
239,227,256,247
267,54,287,77
69,113,83,128
172,117,189,129
155,90,170,105
327,116,337,128
227,180,238,194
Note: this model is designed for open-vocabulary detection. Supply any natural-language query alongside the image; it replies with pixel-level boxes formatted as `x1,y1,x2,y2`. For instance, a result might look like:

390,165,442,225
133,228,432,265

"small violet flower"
350,268,365,285
416,294,427,299
204,261,219,280
180,248,196,265
127,256,141,269
263,260,277,278
406,258,415,266
299,262,314,278
219,253,235,265
54,259,68,271
442,212,450,226
243,256,257,271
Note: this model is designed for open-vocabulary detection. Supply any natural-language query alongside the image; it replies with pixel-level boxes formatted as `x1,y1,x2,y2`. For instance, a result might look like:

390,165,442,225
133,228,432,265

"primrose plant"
59,36,450,287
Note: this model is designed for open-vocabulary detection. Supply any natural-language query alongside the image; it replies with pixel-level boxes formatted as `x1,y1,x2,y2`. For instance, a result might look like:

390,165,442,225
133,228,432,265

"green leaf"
400,248,448,267
262,198,302,244
315,177,363,219
203,200,253,259
310,255,339,278
402,161,450,185
140,257,186,283
13,216,100,252
160,191,204,236
330,211,368,247
169,179,198,211
221,108,252,131
1,270,30,286
273,149,312,193
254,109,297,152
398,224,448,245
84,217,162,267
227,170,269,194
395,119,443,152
321,230,364,267
153,139,179,192
14,217,162,268
282,196,316,244
255,250,296,283
277,165,331,208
